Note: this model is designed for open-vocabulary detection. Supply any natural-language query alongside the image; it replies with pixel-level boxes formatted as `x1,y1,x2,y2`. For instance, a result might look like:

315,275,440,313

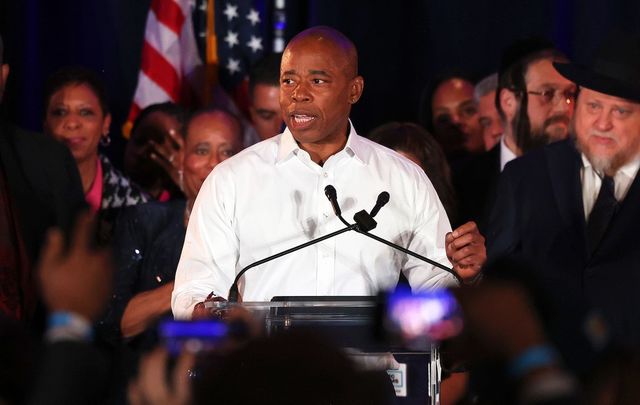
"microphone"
324,185,341,216
370,191,390,218
324,185,351,227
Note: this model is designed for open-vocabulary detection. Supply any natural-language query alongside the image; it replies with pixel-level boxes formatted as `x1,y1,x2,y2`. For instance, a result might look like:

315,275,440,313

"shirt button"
323,172,328,178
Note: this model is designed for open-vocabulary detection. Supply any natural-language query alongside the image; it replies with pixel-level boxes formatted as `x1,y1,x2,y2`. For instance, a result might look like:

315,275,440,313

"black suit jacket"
0,121,85,326
0,121,85,261
487,139,640,371
452,143,501,231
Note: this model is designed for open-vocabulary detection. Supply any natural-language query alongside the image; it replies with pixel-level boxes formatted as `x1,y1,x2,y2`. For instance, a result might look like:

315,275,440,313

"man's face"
431,78,484,154
279,38,362,147
524,58,576,146
249,83,282,141
477,90,503,150
574,87,640,176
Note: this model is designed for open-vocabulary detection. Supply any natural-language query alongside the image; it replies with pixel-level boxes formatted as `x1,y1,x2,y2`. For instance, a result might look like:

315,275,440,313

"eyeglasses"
527,88,577,105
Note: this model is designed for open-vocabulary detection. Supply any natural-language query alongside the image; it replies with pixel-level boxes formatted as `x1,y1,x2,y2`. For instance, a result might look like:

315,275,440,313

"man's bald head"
279,26,364,163
285,26,358,78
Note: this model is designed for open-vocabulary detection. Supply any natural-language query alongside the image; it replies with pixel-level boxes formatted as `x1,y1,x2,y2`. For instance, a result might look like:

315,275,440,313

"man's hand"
37,212,113,321
445,221,486,283
192,293,228,320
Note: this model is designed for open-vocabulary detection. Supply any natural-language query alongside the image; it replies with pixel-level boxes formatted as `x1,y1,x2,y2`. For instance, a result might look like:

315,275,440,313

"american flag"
125,0,276,134
195,0,269,113
124,0,202,136
213,0,267,90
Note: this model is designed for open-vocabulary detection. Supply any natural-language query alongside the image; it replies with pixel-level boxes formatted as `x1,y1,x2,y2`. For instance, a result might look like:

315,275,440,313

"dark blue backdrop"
1,0,639,167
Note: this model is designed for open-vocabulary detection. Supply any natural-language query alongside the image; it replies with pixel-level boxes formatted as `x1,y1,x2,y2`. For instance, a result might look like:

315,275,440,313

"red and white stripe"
125,0,201,133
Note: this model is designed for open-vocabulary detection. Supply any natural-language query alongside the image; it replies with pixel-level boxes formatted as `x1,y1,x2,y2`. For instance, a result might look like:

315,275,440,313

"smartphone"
382,286,463,349
159,319,229,355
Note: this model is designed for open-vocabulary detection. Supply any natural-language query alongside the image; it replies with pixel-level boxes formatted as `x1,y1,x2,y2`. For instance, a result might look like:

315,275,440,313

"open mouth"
291,114,316,125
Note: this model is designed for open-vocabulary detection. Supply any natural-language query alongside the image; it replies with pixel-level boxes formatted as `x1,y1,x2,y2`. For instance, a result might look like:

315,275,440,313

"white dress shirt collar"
580,153,640,218
500,135,517,171
276,120,369,166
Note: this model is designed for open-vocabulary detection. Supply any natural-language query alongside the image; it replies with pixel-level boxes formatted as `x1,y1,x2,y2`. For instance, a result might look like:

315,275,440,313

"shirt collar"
581,153,640,180
499,134,516,171
275,119,370,165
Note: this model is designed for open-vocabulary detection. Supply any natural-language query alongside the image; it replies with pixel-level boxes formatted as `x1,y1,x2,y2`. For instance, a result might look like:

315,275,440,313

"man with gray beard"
486,32,640,374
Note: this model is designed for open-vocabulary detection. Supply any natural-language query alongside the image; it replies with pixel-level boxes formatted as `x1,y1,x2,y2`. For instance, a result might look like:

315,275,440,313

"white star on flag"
224,31,239,48
246,8,261,26
223,4,238,21
226,58,241,74
247,35,263,53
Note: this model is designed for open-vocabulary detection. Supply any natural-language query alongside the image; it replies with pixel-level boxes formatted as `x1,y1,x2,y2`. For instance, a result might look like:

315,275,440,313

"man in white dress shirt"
172,26,485,319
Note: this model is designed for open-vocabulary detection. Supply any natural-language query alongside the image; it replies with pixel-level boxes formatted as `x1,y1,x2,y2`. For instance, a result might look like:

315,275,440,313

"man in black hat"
486,32,640,373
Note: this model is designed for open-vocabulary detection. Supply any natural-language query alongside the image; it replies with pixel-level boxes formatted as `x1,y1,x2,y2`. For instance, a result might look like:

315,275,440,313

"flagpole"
204,0,218,105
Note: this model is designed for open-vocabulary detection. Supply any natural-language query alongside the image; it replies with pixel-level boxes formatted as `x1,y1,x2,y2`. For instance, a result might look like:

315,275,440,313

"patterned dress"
100,154,148,209
96,155,149,244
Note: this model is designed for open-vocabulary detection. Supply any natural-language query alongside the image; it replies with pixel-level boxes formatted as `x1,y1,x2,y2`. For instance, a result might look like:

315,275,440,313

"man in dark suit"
0,34,85,322
487,32,640,373
454,39,575,231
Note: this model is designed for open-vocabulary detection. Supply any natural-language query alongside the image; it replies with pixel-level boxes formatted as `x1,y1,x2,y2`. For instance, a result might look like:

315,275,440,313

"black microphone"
324,185,341,216
370,191,390,218
324,185,351,227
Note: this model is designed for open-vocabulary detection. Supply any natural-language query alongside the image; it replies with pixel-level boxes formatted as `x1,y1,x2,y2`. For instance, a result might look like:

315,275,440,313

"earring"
100,133,111,147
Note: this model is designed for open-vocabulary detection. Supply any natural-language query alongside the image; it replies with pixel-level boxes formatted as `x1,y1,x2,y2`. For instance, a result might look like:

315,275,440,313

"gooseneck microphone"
227,185,461,302
370,191,390,218
227,190,359,302
324,185,351,227
324,185,341,216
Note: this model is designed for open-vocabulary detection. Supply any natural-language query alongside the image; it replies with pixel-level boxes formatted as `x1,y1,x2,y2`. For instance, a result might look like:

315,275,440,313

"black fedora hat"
554,31,640,102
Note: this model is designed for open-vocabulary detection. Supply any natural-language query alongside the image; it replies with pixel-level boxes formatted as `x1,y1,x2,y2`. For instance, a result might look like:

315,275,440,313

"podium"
206,297,442,405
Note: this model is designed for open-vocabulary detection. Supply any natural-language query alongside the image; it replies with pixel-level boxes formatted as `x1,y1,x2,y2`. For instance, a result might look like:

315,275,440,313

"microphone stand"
337,210,463,284
227,223,359,302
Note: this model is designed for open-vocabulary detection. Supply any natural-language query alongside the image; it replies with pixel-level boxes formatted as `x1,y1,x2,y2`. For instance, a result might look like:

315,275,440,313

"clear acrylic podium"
206,297,442,405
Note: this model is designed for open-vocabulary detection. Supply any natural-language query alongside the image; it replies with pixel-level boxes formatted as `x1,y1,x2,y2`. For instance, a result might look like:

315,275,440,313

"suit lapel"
546,140,589,257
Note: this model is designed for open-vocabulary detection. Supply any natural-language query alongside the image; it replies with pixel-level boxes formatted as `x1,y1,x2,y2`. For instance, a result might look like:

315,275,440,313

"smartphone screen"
384,287,463,349
159,319,229,355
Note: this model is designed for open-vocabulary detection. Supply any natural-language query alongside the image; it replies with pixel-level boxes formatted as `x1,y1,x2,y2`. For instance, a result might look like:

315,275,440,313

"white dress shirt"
172,123,457,319
580,154,640,219
500,135,517,172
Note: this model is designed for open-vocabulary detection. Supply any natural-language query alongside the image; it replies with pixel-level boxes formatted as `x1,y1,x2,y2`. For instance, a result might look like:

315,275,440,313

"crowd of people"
1,22,640,404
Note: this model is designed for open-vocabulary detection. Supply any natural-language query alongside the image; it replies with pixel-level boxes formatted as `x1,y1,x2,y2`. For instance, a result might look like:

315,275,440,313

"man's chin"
544,124,570,142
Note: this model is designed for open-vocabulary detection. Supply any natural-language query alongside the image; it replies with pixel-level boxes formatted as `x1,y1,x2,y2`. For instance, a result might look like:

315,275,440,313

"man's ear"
348,76,364,104
499,88,518,122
